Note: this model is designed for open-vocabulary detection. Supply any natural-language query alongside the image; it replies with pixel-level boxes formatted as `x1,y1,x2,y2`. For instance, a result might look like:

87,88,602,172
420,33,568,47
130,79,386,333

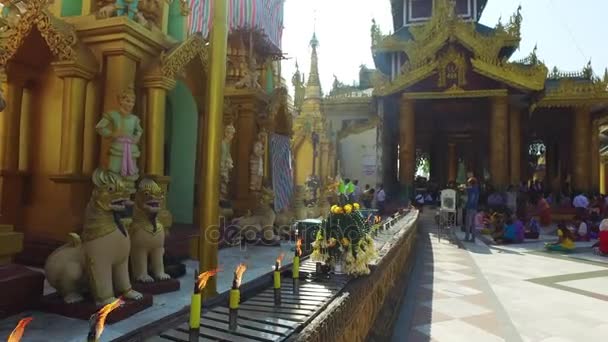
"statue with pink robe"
96,85,142,189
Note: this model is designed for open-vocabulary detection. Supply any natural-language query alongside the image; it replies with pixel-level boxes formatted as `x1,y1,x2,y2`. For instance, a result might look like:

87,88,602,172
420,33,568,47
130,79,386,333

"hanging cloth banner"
270,134,294,211
188,0,284,49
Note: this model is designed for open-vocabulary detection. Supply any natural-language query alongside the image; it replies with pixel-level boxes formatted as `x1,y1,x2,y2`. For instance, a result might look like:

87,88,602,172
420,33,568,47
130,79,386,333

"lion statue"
44,169,143,306
129,178,173,283
231,187,277,243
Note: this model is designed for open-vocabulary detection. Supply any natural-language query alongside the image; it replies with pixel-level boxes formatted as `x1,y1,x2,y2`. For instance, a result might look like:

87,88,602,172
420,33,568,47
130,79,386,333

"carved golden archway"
1,0,74,65
146,33,209,110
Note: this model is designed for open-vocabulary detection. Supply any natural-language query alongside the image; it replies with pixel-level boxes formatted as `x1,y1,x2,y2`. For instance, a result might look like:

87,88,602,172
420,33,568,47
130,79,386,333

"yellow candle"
189,293,201,329
293,256,300,279
229,289,240,309
273,271,281,289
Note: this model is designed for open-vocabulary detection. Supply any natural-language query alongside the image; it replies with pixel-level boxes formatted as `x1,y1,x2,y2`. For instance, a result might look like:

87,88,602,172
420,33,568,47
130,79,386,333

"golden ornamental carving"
373,1,523,87
470,58,547,91
160,33,208,78
437,46,467,88
537,77,608,108
0,0,78,66
403,88,508,100
373,61,438,96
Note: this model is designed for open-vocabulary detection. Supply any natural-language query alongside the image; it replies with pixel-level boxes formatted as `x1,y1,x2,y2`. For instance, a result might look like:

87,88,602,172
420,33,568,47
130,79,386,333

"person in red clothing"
593,219,608,256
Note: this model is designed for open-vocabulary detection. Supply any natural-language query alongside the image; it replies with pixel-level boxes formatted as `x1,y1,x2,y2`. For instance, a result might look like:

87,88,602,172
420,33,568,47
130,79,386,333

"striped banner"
270,134,294,211
188,0,284,49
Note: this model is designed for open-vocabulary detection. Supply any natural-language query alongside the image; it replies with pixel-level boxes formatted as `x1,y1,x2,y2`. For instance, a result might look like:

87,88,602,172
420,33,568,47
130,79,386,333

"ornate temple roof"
390,0,488,31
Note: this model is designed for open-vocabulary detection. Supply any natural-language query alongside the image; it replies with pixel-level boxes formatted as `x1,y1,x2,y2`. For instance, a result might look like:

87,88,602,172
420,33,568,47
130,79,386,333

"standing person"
353,180,362,202
376,185,386,215
505,185,517,214
465,177,480,242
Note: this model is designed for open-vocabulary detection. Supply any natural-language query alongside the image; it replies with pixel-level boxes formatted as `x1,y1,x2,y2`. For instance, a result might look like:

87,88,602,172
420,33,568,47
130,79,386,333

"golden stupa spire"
304,30,322,100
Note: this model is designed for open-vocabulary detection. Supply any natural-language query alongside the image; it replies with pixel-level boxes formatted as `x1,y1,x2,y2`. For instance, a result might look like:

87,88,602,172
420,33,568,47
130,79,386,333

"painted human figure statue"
220,124,236,200
250,132,266,191
96,85,143,187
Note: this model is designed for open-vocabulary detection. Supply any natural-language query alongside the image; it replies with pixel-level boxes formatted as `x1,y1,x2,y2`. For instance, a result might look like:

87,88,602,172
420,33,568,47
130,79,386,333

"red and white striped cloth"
188,0,284,49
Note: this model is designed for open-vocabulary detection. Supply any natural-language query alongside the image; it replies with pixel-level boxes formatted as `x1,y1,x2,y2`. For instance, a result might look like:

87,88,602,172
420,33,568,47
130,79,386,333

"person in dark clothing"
465,177,480,242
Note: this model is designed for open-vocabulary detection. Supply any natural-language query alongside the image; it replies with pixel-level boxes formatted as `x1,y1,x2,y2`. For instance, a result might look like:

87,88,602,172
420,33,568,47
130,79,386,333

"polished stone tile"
425,270,475,282
420,282,482,298
415,319,505,342
557,276,608,297
421,298,491,319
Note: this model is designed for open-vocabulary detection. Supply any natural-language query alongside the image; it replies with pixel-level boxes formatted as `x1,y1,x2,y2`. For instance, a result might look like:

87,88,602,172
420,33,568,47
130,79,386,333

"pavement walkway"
392,209,608,342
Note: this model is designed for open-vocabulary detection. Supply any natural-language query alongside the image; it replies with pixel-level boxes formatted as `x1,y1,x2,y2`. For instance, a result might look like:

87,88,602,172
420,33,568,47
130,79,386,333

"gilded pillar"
234,106,256,205
0,81,24,171
18,88,32,172
320,139,330,182
82,80,100,174
572,106,591,192
198,0,229,297
54,64,93,174
509,107,521,185
142,75,176,177
490,96,508,189
600,160,606,195
399,96,415,199
590,119,600,193
447,143,456,182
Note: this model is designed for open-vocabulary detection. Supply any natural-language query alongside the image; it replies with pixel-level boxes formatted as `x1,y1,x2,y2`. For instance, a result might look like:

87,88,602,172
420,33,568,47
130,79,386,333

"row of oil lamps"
189,238,303,341
6,238,303,342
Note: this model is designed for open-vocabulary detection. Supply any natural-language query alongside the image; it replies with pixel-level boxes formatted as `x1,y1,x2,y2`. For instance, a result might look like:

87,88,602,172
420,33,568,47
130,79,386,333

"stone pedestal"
41,293,153,323
133,278,180,295
0,264,44,319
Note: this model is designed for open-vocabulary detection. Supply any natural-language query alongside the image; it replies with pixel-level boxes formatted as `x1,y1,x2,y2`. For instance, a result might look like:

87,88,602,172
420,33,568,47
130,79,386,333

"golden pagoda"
292,32,335,191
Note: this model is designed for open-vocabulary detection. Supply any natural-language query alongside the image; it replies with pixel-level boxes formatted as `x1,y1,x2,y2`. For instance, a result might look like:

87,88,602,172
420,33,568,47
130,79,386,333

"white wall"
338,127,378,188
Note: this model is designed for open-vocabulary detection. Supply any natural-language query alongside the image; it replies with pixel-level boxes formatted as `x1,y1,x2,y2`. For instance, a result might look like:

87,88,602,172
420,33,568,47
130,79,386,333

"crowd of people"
337,178,386,214
451,178,608,257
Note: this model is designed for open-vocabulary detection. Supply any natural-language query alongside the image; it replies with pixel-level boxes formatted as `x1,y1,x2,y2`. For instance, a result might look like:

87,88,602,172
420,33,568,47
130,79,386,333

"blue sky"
280,0,608,94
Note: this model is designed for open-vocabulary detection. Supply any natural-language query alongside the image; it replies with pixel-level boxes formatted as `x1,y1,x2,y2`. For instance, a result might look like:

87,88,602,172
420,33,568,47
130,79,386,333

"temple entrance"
166,81,199,225
414,98,490,188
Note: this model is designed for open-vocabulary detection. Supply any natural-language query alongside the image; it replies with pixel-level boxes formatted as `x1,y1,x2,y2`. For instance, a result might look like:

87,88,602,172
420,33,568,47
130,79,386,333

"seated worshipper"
572,192,590,220
545,222,576,253
495,217,523,244
573,216,590,241
474,207,489,232
592,219,608,256
536,195,552,226
524,218,540,239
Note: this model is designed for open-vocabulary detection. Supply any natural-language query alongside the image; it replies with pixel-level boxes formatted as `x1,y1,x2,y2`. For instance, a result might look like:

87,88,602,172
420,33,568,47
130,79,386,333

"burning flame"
234,263,247,288
197,268,220,291
94,298,124,339
276,252,285,268
295,239,302,257
7,317,33,342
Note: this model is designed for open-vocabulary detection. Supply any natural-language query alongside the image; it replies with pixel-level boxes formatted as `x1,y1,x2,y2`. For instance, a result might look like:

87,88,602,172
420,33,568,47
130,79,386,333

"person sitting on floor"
474,207,488,232
524,217,540,239
545,222,576,253
496,216,524,244
592,219,608,256
573,216,590,241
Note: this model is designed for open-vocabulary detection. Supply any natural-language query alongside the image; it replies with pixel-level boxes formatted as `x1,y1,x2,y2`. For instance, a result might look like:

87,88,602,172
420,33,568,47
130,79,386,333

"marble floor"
393,211,608,342
0,243,296,342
